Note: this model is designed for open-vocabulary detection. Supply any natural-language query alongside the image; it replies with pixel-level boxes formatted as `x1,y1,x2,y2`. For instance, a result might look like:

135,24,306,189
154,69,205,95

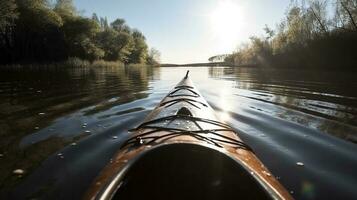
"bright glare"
210,0,245,52
217,86,233,122
219,112,231,122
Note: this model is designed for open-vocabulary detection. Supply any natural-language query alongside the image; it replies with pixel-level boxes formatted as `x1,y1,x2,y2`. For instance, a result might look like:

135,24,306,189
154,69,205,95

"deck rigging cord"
122,70,252,151
123,115,253,151
168,86,200,98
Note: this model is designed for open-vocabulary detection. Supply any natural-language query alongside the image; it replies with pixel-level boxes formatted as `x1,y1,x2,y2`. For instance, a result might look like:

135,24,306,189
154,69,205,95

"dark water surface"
0,66,357,199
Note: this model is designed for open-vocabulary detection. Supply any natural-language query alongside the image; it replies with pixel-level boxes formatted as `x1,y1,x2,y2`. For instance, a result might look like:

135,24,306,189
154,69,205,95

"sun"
210,0,245,51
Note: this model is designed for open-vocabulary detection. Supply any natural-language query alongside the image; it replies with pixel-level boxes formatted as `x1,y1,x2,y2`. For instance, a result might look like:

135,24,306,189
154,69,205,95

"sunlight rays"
209,0,246,52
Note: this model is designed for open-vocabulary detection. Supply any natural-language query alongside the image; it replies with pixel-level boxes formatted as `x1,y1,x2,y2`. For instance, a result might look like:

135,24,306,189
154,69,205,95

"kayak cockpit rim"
93,142,282,200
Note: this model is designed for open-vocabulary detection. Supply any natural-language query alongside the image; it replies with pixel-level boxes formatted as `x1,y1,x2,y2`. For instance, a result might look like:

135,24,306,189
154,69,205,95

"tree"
111,18,131,33
54,0,76,17
0,0,150,64
218,0,357,69
208,54,228,62
96,28,134,63
147,48,160,65
92,13,99,25
0,0,18,31
0,0,18,63
263,24,275,40
61,16,103,60
116,31,134,63
111,18,125,31
128,30,148,64
12,0,65,62
100,17,109,30
337,0,357,31
308,0,328,34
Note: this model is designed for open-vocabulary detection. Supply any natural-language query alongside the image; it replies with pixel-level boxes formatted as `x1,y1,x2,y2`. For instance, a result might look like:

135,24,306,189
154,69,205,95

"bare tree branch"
309,7,328,33
340,0,357,31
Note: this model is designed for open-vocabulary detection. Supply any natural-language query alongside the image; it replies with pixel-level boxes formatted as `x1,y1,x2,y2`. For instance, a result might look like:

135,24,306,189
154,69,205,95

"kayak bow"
85,71,292,200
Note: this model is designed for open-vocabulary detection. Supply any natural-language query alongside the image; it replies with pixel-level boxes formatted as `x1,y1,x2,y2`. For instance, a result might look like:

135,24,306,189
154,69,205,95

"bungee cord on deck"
123,115,253,151
121,70,253,151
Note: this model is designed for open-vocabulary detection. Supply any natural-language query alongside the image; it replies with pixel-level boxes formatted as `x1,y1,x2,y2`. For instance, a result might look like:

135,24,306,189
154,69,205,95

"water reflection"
208,67,357,143
0,65,154,197
0,66,356,200
206,67,357,200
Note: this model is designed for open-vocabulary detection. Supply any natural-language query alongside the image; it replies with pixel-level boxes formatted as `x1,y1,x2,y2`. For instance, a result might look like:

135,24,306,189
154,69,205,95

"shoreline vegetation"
160,62,256,67
0,58,159,70
0,0,160,67
209,0,357,70
1,0,356,70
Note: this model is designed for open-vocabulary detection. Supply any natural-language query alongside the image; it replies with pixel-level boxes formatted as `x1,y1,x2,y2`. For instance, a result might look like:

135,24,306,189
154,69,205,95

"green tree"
0,0,151,64
96,28,134,63
13,0,64,61
111,18,131,33
61,16,103,60
116,31,134,63
111,18,125,31
128,30,148,64
54,0,76,17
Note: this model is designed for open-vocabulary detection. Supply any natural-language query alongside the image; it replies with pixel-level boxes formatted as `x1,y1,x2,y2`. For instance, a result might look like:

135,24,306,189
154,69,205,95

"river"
0,66,357,199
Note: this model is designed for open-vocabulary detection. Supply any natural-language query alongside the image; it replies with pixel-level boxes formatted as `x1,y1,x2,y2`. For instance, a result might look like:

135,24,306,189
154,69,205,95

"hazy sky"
74,0,290,64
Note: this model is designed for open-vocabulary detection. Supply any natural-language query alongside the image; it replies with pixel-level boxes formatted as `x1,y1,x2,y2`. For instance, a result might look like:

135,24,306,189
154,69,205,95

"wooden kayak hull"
84,71,293,200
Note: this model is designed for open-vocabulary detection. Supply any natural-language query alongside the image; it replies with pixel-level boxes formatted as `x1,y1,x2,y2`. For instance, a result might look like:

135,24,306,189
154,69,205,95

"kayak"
85,71,292,200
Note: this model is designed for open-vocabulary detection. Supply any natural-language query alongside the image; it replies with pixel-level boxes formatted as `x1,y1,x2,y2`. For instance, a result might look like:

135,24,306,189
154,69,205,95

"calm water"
0,66,357,199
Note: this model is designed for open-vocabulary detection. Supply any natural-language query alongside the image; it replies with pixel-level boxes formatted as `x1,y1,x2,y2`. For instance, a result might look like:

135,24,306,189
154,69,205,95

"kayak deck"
85,71,292,200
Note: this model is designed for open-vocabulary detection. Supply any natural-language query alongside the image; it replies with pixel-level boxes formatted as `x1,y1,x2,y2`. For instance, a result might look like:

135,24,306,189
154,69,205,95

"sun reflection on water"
217,86,233,122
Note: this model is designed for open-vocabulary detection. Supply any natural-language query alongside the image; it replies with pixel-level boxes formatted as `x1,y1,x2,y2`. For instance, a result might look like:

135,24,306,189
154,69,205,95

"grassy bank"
0,58,130,70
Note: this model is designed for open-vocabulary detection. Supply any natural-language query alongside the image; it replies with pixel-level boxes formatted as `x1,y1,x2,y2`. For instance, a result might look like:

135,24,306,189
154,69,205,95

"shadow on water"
0,65,160,199
0,66,357,200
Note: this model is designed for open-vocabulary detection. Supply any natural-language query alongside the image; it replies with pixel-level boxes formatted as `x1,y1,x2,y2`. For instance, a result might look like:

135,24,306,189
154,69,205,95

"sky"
74,0,290,64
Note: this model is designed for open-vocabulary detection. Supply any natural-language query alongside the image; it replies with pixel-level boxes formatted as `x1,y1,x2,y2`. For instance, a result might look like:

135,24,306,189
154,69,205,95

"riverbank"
160,62,256,68
0,58,122,69
0,58,159,70
160,61,357,72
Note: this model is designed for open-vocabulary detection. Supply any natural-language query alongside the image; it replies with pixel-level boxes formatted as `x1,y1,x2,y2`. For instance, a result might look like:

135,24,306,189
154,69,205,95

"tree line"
220,0,357,69
0,0,160,65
